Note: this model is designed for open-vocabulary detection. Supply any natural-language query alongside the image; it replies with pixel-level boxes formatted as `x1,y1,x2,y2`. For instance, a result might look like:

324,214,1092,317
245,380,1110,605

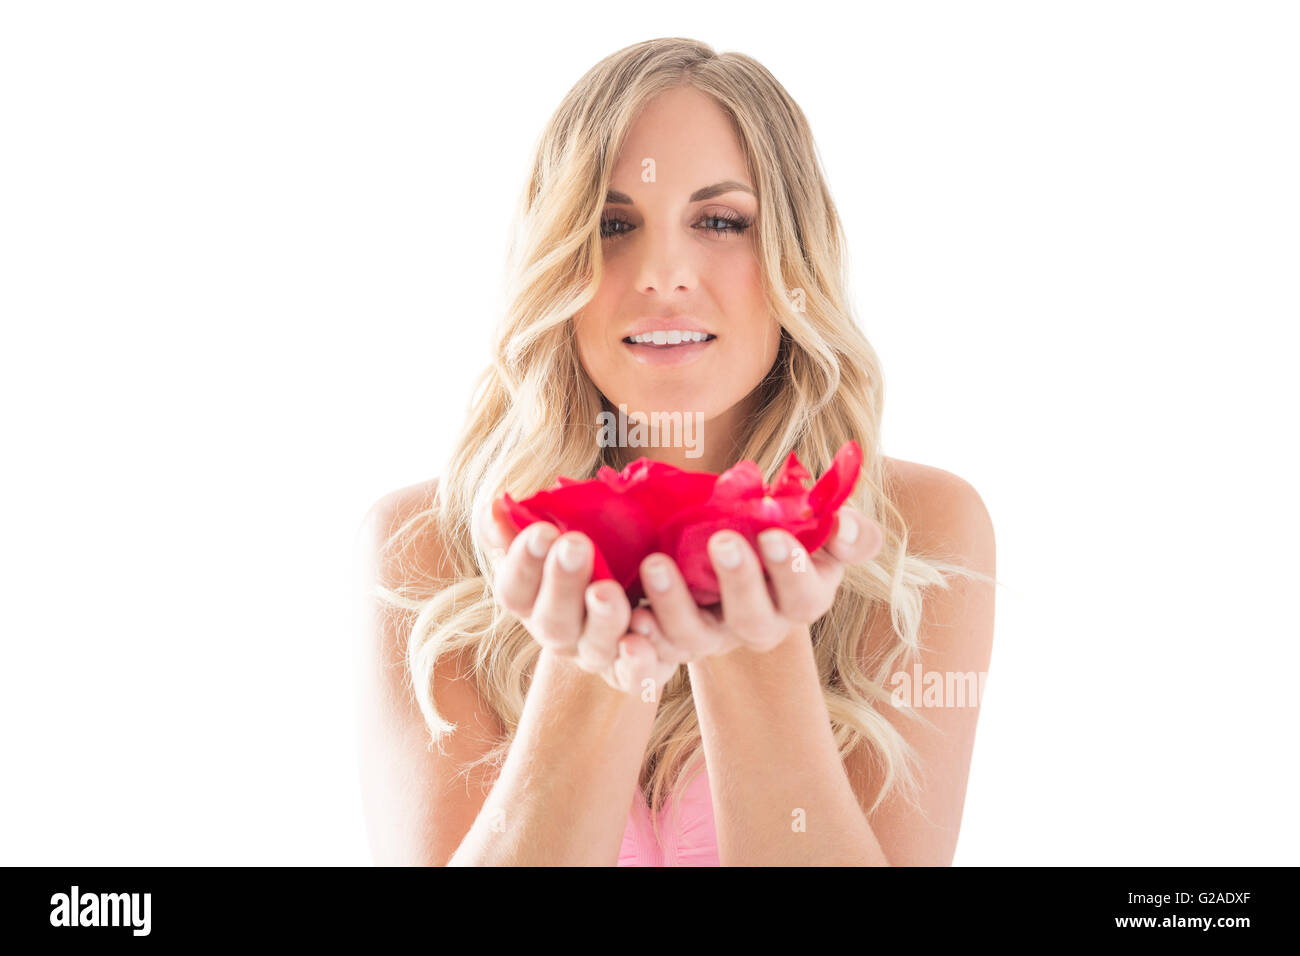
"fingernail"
837,510,859,544
558,536,587,571
646,560,671,592
527,524,555,558
632,617,652,635
759,530,790,562
587,586,612,612
712,535,741,570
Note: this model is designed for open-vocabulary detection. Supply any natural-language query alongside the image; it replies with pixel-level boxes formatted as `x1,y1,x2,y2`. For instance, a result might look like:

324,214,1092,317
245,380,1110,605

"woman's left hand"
628,505,884,662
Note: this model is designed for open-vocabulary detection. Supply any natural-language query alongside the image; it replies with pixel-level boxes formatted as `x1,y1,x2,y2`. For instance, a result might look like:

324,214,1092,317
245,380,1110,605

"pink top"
618,764,720,866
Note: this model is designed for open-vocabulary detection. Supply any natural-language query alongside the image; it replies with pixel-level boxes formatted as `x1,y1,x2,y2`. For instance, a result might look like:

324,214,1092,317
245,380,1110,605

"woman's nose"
633,224,697,295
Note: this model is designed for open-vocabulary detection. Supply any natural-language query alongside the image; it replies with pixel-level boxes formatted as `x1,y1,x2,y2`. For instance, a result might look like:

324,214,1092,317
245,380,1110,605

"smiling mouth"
621,334,718,348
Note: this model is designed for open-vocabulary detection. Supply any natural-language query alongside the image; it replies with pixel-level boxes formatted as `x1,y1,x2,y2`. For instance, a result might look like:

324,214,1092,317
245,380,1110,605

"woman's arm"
688,626,890,865
357,481,659,866
620,498,890,864
685,463,995,866
447,648,658,866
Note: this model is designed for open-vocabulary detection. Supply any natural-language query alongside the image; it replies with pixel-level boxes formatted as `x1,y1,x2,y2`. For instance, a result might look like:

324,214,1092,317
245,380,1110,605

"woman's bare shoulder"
360,476,449,586
879,456,994,566
368,476,442,522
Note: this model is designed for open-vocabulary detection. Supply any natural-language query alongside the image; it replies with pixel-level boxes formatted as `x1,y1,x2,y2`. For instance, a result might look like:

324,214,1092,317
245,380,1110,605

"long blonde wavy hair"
375,37,983,848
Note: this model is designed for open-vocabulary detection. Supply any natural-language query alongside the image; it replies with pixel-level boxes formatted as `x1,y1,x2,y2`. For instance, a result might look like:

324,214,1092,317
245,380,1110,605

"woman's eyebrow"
604,180,755,205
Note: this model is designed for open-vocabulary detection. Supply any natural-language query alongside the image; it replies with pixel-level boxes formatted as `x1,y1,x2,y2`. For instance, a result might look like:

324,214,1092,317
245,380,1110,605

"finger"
527,532,594,654
820,507,884,565
493,521,558,617
613,633,660,696
477,498,518,563
613,615,683,699
757,527,837,624
628,607,692,667
708,531,785,652
575,581,631,673
639,553,724,659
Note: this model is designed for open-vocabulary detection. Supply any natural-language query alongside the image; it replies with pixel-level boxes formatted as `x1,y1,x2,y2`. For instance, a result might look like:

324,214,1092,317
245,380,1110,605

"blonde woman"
357,37,996,867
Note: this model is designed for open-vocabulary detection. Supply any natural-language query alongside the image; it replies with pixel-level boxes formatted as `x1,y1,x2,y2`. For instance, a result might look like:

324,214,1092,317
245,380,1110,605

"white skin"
481,86,883,695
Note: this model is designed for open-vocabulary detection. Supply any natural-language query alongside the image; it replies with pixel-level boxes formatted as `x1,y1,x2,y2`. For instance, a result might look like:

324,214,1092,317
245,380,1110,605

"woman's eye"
696,213,751,237
600,215,633,240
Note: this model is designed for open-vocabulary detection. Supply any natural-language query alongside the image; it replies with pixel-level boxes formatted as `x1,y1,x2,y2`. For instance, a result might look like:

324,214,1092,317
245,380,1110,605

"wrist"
536,646,656,714
688,622,811,680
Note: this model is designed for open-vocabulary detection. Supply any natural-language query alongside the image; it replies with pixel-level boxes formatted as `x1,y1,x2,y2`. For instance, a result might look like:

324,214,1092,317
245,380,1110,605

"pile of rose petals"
493,440,863,606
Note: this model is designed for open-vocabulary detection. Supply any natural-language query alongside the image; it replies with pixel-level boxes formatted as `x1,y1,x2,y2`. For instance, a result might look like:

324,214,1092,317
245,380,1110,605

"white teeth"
627,330,711,345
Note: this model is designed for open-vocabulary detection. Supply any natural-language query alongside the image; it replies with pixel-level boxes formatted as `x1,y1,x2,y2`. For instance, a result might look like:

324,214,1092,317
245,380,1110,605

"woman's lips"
622,335,716,367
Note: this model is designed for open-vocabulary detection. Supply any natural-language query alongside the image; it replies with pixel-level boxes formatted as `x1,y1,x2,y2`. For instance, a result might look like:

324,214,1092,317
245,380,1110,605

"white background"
2,1,1296,865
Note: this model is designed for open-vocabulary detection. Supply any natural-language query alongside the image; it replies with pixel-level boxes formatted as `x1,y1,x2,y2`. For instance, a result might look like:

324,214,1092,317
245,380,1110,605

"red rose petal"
770,450,811,497
494,440,864,609
708,459,764,504
808,440,862,514
500,483,656,589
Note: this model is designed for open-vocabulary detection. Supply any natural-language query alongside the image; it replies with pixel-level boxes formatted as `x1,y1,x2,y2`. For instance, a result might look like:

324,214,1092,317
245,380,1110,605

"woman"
357,37,996,866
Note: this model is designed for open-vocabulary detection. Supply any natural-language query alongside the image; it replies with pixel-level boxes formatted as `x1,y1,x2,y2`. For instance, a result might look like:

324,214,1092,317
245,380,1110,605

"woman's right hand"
478,501,679,699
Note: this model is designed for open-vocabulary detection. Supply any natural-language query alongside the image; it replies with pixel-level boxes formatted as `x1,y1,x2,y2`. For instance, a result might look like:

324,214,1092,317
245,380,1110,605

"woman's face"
573,85,782,472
